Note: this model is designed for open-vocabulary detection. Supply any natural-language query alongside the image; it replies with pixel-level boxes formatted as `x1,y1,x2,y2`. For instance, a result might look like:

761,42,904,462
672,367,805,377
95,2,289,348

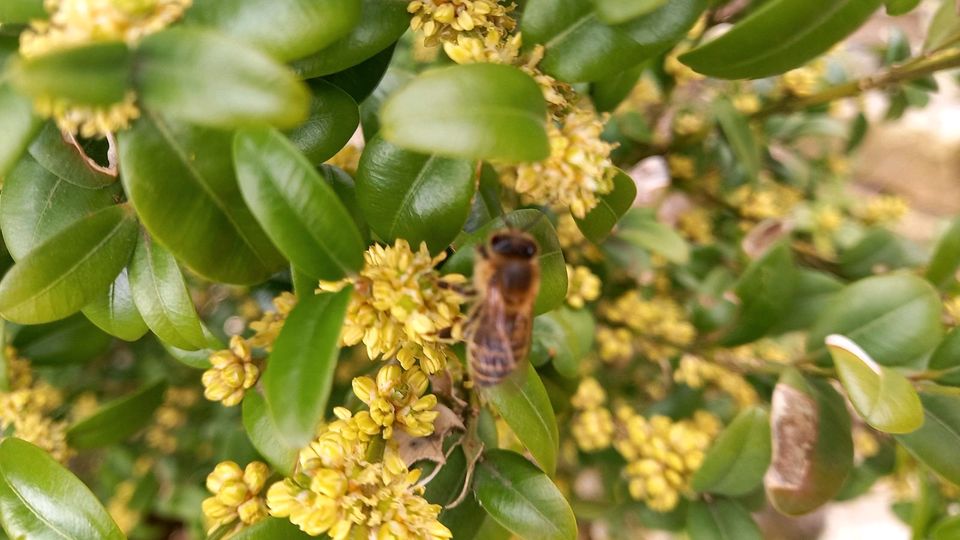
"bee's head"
488,231,538,259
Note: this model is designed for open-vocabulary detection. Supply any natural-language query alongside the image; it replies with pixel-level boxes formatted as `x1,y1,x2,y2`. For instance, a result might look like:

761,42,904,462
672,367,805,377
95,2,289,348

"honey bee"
466,229,540,386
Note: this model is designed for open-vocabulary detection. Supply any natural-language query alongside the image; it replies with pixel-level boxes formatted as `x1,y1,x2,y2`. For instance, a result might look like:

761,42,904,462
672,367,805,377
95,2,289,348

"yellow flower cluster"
202,336,259,407
677,207,714,244
248,291,297,351
614,407,719,512
595,325,635,364
318,239,467,374
267,414,451,539
667,154,696,181
944,296,960,327
0,348,71,462
145,386,198,453
732,93,761,115
107,480,140,534
19,0,190,137
714,340,791,370
570,378,614,452
780,66,820,98
202,461,270,538
673,354,758,409
408,0,518,64
858,195,908,225
556,214,602,263
664,45,704,85
673,111,705,137
352,364,439,439
729,178,802,222
565,265,601,309
326,143,363,176
499,104,617,218
600,292,696,362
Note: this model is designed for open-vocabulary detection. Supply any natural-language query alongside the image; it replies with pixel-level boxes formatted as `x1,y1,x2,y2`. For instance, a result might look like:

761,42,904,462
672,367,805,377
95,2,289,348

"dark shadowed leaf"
692,407,771,496
896,390,960,485
686,499,762,540
591,0,668,24
28,122,116,188
9,41,131,106
67,379,167,449
616,208,690,264
12,313,112,365
722,241,796,346
925,217,960,289
285,79,359,165
574,169,637,243
242,391,299,476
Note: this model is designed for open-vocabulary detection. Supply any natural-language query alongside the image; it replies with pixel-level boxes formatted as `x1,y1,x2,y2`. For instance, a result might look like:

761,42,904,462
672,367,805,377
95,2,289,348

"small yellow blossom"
617,77,662,113
729,179,802,222
781,66,820,98
853,426,880,462
600,292,695,362
202,461,270,537
674,354,758,408
944,296,960,326
351,365,439,439
202,336,259,407
858,195,908,225
571,377,606,410
247,291,297,351
0,353,71,462
595,325,634,364
408,0,516,50
732,93,761,115
572,407,615,452
107,480,140,534
499,103,616,218
667,154,696,181
325,143,362,176
566,265,601,308
144,386,196,453
673,111,705,137
677,208,714,244
664,45,704,85
814,205,843,233
318,240,467,374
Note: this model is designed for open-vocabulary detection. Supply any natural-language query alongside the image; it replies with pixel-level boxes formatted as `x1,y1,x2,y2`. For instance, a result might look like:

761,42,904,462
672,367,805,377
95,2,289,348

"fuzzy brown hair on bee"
465,229,540,386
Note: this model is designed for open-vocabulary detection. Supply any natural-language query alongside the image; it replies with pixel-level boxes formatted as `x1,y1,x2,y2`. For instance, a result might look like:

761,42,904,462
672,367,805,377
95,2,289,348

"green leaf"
930,328,960,386
234,127,365,281
286,79,359,165
679,0,883,79
445,209,567,315
590,63,644,113
81,269,149,342
933,515,960,540
686,499,762,540
135,28,310,129
925,217,960,289
322,44,395,104
765,370,853,516
474,449,575,539
441,492,512,540
896,391,960,485
263,289,351,448
161,327,221,370
67,379,167,449
827,335,923,434
356,135,476,254
885,0,921,15
573,169,637,243
380,63,549,162
28,122,116,189
129,234,207,351
481,364,559,474
522,0,706,83
231,517,314,540
184,0,359,62
120,112,285,285
838,228,918,280
0,0,46,23
722,241,797,346
291,0,409,78
591,0,668,24
714,99,760,179
531,308,594,378
12,313,112,365
0,155,119,260
9,41,132,106
616,208,690,264
769,269,843,335
925,0,960,52
692,407,771,496
0,204,136,324
242,391,299,476
0,438,124,539
317,164,370,242
807,274,944,367
0,84,41,179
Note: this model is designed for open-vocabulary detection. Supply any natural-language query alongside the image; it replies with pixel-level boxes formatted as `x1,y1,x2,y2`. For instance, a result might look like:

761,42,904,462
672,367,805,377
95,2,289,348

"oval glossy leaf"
573,169,637,243
827,334,923,434
0,204,136,324
446,209,567,315
592,0,668,24
765,370,853,516
161,327,222,370
924,0,960,52
715,98,760,179
0,0,45,24
721,241,797,346
318,164,369,243
0,84,41,179
679,0,882,79
692,407,771,496
590,63,644,113
933,515,960,540
286,79,359,165
0,438,124,539
291,0,409,78
81,269,149,342
232,517,315,540
120,112,285,284
242,391,299,476
135,28,310,129
896,391,960,485
925,217,960,289
0,155,119,260
9,41,131,106
441,491,511,540
12,313,112,365
886,0,921,16
356,135,475,254
522,0,706,82
768,269,843,335
686,499,762,540
481,364,559,474
531,308,595,378
129,234,207,351
475,449,575,539
67,379,167,449
615,208,690,264
322,43,395,104
381,63,549,162
930,328,960,386
234,127,365,281
184,0,359,62
807,274,943,367
360,68,413,138
28,122,116,189
263,288,351,448
837,228,917,280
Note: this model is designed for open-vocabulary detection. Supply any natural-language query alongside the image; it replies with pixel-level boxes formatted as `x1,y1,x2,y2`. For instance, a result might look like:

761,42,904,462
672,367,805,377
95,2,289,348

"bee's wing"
468,286,517,386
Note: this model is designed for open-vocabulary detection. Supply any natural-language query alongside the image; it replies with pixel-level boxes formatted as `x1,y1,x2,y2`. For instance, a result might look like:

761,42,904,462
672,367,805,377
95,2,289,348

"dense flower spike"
318,240,467,374
202,336,259,407
352,365,439,439
600,292,696,362
408,0,517,59
248,291,297,351
858,194,909,225
202,461,270,537
0,348,71,462
145,386,197,453
570,378,614,452
674,354,758,409
565,265,601,309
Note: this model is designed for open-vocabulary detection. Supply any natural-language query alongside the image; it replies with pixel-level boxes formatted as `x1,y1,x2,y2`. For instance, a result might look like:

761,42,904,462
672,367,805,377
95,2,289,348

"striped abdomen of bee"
466,230,540,386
